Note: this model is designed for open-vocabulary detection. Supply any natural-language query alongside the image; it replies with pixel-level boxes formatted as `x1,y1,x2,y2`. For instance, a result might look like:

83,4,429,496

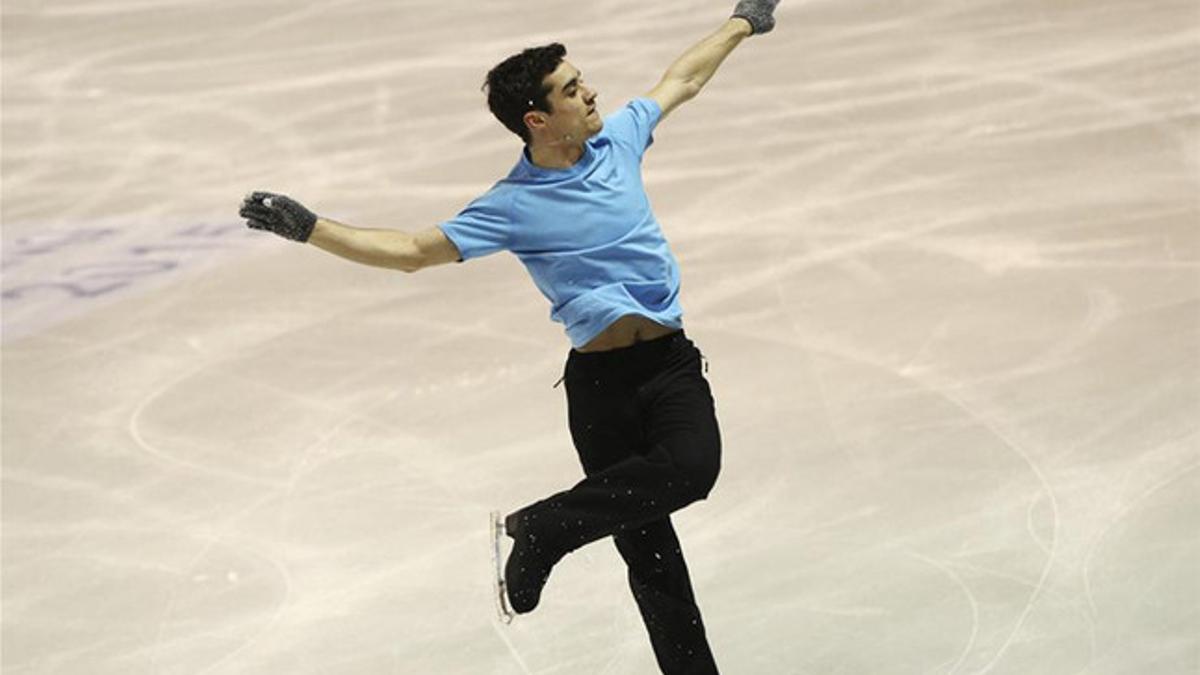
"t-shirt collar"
519,140,596,180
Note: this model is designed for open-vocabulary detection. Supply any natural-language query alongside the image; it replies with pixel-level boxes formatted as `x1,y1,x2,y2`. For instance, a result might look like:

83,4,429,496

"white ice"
2,0,1198,673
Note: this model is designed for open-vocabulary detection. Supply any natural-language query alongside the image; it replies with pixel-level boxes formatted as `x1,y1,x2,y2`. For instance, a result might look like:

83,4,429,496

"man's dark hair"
483,43,567,144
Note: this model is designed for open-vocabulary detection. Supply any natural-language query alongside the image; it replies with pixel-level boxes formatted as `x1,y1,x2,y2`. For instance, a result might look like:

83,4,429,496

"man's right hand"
239,191,318,243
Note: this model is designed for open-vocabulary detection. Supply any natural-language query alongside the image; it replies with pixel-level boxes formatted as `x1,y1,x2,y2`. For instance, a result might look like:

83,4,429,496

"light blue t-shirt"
437,97,683,348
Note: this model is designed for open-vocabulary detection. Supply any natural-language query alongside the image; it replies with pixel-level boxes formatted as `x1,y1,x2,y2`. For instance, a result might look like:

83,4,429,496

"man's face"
529,60,601,143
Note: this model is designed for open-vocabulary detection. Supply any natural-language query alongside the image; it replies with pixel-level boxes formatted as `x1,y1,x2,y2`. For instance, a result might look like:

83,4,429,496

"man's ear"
523,110,546,134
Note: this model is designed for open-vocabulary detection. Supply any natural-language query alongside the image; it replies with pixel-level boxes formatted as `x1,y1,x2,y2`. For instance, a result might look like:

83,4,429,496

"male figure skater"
238,1,779,671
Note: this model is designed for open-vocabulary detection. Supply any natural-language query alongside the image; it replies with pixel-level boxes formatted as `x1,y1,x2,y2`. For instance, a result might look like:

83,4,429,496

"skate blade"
490,510,516,625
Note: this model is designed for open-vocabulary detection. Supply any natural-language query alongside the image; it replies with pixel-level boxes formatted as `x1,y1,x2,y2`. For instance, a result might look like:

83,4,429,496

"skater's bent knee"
678,455,720,501
654,434,721,500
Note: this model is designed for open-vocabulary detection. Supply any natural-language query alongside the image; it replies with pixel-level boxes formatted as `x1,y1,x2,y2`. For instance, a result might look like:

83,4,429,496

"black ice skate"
491,510,563,621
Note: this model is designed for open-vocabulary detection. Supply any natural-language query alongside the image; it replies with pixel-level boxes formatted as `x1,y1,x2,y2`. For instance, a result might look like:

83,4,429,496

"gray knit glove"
732,0,780,35
239,191,317,243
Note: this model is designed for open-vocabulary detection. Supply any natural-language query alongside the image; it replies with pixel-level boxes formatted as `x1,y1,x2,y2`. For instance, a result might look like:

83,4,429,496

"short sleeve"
604,98,663,158
436,188,513,262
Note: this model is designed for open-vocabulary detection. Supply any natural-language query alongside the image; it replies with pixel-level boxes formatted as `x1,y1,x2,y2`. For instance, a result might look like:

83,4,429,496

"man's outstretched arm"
239,191,461,272
308,219,461,272
647,0,780,118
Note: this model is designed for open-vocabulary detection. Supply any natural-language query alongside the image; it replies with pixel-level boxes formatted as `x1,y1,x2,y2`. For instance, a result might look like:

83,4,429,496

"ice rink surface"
3,0,1198,673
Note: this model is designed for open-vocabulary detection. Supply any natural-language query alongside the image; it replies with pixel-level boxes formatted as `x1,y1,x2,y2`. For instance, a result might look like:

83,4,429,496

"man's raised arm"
238,191,461,273
647,0,781,118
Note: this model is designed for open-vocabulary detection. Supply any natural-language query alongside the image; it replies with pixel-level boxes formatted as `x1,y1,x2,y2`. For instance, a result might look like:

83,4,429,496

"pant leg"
614,518,719,674
613,334,721,674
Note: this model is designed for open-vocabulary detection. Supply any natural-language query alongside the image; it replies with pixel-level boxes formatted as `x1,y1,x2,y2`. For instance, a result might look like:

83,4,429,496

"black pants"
511,329,722,674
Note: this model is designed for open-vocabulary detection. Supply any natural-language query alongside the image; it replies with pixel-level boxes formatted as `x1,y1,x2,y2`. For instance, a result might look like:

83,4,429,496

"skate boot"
491,510,563,618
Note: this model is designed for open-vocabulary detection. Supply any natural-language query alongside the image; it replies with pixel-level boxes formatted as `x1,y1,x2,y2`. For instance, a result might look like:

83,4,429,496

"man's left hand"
732,0,780,35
